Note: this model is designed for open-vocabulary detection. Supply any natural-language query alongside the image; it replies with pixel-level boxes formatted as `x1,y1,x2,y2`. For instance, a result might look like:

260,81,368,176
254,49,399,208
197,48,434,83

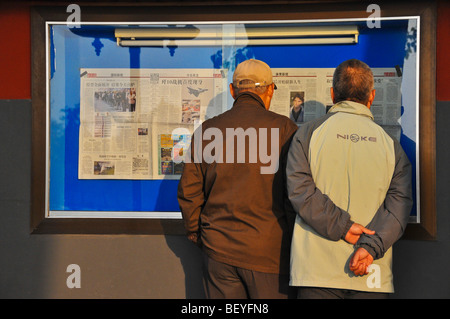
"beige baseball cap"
232,59,277,90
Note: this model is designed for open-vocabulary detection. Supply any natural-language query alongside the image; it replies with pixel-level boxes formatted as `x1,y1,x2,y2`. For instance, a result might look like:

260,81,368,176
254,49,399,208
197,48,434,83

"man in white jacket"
287,59,413,299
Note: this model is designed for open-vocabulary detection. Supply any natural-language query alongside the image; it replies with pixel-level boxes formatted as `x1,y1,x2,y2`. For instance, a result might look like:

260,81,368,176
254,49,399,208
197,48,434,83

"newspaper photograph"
156,133,191,179
271,68,325,124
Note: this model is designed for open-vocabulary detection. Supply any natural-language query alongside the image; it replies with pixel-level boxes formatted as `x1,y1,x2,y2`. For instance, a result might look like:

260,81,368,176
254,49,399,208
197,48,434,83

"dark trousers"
298,287,389,299
202,254,295,299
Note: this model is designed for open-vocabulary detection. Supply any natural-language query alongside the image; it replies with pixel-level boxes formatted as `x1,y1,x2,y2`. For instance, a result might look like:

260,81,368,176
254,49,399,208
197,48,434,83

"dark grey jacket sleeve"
286,125,353,241
356,139,413,259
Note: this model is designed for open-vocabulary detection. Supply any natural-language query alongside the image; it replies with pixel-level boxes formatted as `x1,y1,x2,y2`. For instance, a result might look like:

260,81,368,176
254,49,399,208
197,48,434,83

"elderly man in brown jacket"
177,59,298,299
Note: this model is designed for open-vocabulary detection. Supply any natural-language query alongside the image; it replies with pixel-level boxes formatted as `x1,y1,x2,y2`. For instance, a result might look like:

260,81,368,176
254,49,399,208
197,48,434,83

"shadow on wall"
155,180,206,298
152,168,205,298
164,234,206,299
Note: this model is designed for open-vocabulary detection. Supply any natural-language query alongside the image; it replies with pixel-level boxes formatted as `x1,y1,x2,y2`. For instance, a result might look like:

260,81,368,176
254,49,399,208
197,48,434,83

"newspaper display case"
30,3,436,239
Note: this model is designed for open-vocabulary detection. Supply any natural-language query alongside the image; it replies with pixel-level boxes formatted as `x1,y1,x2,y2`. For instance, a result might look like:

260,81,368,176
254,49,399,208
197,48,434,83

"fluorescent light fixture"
115,25,359,46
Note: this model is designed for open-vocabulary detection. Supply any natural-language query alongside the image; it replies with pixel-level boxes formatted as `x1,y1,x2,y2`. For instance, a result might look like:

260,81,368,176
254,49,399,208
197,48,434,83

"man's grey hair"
332,59,374,105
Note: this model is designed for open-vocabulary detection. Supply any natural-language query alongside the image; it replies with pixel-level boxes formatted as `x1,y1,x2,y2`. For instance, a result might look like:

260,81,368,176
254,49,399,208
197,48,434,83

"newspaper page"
271,68,326,124
78,68,227,180
271,68,402,140
371,69,403,140
149,68,227,179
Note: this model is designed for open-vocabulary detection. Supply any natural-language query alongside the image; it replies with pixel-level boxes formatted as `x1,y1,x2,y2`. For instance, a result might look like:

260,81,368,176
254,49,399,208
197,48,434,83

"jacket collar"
233,91,267,110
328,100,374,120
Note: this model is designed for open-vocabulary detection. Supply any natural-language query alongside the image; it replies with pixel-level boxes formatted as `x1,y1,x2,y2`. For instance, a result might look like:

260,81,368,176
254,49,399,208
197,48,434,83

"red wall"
0,2,448,101
0,4,31,99
436,0,450,101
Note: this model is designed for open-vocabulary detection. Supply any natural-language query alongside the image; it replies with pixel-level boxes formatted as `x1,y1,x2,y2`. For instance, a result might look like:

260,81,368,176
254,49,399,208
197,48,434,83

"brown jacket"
177,92,298,274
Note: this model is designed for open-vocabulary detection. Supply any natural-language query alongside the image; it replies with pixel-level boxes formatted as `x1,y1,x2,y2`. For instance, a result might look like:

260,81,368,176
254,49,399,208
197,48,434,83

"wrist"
341,219,354,240
356,243,376,259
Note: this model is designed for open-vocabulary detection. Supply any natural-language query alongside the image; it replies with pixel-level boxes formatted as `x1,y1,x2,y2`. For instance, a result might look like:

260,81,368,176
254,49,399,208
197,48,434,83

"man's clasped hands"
344,223,376,276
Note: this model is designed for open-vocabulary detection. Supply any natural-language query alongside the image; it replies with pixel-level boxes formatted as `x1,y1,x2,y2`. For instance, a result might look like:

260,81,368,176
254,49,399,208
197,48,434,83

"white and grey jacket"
287,100,413,293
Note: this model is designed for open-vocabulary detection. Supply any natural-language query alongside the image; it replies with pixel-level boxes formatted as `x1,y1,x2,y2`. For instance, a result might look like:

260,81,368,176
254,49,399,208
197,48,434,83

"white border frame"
45,16,420,220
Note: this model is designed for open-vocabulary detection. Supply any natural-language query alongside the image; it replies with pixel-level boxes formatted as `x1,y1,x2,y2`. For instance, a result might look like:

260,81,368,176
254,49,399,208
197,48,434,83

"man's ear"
267,83,275,98
367,89,376,108
330,87,336,104
261,83,276,110
229,83,237,99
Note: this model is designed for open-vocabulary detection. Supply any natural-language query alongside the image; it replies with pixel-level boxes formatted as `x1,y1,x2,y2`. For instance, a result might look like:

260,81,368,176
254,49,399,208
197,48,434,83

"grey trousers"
202,254,296,299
